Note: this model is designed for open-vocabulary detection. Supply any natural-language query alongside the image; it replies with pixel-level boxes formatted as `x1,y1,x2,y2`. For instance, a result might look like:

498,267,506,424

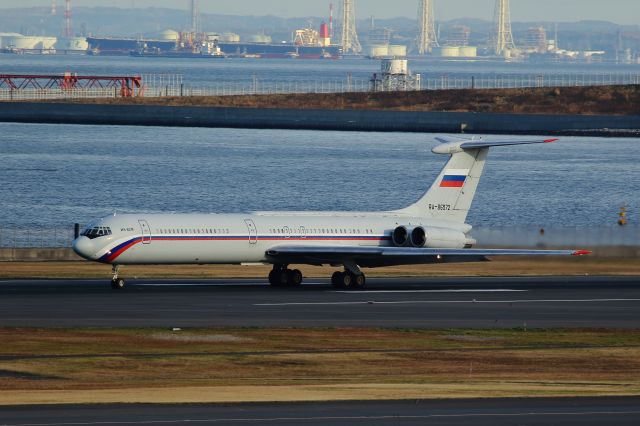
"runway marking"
7,410,640,425
333,289,528,294
136,283,269,287
255,298,640,306
136,282,325,287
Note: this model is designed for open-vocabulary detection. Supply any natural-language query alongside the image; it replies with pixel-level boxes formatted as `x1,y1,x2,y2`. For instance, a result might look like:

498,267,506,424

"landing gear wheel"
111,278,125,290
269,267,303,288
331,271,342,288
340,272,353,290
268,270,279,286
354,274,366,289
289,269,303,286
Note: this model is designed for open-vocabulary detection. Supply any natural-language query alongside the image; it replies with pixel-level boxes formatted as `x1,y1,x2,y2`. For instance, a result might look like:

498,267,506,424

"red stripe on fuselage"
105,238,142,262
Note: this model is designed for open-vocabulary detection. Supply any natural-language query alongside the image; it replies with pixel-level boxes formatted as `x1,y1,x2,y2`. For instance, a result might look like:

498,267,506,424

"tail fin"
396,136,558,223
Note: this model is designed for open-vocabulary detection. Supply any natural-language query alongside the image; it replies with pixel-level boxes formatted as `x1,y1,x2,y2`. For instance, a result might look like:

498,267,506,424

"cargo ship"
87,23,341,59
130,41,226,59
88,37,341,59
87,37,173,56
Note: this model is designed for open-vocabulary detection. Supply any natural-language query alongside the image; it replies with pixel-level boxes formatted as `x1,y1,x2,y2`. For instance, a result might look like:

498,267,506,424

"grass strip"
1,257,639,279
0,327,639,404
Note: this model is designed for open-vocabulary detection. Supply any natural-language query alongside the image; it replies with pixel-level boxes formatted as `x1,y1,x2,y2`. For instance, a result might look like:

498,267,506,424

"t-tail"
397,136,558,223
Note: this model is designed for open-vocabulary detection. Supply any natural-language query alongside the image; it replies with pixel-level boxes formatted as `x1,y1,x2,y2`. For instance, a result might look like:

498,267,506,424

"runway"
1,397,639,425
0,276,638,328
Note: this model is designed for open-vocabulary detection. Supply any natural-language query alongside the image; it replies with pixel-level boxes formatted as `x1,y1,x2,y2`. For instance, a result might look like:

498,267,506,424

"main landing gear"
331,271,366,290
331,260,366,290
268,265,303,288
110,265,125,290
268,262,367,290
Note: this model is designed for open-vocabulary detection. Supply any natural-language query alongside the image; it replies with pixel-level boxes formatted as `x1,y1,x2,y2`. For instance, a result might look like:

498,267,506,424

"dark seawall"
1,102,639,136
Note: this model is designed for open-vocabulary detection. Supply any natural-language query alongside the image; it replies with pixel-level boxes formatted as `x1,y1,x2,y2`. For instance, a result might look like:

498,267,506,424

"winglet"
572,250,592,256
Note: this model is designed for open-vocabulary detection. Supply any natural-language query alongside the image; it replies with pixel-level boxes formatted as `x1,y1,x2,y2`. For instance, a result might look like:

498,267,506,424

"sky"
1,1,639,25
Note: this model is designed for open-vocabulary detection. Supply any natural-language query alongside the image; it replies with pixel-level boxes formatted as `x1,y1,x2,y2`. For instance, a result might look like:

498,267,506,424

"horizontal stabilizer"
459,138,558,149
432,136,558,155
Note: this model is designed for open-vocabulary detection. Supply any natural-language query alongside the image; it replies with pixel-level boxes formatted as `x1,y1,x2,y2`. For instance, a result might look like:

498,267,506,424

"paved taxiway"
0,276,638,328
1,397,639,425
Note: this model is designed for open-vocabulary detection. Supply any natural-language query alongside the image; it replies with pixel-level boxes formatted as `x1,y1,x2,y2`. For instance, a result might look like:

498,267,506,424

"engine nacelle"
410,226,427,247
423,227,468,248
392,226,409,247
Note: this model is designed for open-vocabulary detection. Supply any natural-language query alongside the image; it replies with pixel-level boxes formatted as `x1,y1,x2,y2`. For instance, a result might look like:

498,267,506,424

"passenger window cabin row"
268,227,375,235
156,228,230,235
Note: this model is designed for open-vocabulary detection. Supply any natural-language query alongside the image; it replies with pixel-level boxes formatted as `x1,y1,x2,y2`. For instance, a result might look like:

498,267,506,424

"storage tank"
434,46,461,57
55,37,88,51
381,58,408,75
387,45,407,57
366,44,389,58
207,32,240,42
220,32,240,42
2,35,56,49
0,32,22,49
247,34,272,44
158,29,180,41
458,46,477,57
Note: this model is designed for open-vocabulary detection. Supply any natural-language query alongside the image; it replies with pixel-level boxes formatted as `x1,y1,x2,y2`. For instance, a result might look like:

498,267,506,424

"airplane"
72,135,590,290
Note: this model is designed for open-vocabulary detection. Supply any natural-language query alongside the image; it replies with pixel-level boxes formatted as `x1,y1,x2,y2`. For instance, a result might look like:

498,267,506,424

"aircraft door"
244,219,258,244
139,219,152,244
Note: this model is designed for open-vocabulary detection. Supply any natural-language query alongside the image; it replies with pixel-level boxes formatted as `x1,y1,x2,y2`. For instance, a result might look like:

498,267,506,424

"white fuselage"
73,212,471,265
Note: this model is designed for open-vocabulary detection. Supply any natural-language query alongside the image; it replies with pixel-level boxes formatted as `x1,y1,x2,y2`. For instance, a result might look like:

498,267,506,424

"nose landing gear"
110,265,125,290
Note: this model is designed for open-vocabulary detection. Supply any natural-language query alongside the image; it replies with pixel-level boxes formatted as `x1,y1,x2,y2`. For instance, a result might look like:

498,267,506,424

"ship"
88,37,341,59
131,41,226,59
219,42,340,59
87,37,174,56
87,23,341,59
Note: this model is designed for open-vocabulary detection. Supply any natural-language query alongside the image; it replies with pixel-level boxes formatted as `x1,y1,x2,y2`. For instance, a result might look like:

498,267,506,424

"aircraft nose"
72,236,96,260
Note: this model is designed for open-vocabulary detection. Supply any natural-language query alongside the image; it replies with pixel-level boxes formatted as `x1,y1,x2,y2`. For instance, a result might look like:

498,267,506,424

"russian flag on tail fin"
440,169,469,188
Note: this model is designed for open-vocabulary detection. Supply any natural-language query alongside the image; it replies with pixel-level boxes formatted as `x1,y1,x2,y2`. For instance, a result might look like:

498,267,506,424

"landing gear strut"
110,265,125,290
331,261,366,290
268,265,303,288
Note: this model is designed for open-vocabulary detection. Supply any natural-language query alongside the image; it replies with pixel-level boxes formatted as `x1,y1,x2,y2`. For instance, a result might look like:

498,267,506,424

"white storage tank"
55,37,88,51
248,34,272,44
387,44,407,57
2,35,57,50
0,32,22,49
458,46,478,57
206,32,240,43
434,46,461,57
381,58,408,75
366,44,389,58
158,29,180,41
220,32,240,42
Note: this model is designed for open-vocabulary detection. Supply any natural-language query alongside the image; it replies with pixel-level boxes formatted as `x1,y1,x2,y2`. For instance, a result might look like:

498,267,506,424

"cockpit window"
81,226,112,239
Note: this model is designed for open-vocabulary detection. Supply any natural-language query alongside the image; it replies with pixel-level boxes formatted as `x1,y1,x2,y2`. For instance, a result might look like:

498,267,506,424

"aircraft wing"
265,246,590,267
